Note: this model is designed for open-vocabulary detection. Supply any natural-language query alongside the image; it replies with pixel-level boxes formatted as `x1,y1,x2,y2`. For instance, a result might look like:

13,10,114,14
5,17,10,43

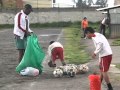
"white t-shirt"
47,42,63,57
13,10,32,39
101,17,108,25
92,32,112,57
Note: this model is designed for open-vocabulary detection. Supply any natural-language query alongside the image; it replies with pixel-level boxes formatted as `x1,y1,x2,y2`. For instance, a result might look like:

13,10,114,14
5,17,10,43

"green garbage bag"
16,34,45,73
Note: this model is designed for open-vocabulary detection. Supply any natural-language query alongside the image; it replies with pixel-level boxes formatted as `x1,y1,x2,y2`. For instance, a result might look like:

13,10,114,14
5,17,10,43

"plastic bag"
20,67,39,76
16,34,45,73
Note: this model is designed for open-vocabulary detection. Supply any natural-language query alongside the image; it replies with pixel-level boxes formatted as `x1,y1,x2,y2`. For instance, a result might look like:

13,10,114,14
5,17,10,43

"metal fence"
110,13,120,38
108,8,120,38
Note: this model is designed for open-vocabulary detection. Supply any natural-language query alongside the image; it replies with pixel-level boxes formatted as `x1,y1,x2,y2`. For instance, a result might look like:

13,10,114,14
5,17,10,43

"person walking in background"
81,17,88,38
85,27,113,90
13,4,33,63
0,0,3,7
47,41,66,67
99,17,109,37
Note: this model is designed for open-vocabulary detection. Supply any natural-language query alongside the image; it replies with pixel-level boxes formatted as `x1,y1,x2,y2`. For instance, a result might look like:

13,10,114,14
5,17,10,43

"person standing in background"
99,17,109,37
81,17,88,38
13,4,33,63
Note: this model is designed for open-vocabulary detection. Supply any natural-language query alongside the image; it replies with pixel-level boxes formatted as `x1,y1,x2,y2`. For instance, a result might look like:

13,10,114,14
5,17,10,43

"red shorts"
99,55,112,72
51,47,64,62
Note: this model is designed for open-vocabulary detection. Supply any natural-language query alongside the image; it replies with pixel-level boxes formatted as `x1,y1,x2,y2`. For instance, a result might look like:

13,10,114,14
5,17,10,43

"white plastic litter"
20,67,39,76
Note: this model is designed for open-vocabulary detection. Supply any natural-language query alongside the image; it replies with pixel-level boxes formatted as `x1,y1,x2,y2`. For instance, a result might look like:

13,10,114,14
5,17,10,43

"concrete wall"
0,8,103,24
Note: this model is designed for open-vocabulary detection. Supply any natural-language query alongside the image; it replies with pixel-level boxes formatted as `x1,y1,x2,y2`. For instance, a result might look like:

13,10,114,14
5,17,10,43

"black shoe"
107,87,113,90
62,63,66,66
108,87,113,90
50,64,56,67
52,64,56,67
48,61,56,67
107,83,113,90
48,61,52,67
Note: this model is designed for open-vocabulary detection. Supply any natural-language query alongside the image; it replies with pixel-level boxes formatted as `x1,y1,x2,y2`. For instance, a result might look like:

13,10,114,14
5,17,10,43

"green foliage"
95,0,107,7
111,39,120,46
0,21,99,29
89,22,100,32
30,21,72,28
0,21,73,29
116,64,120,69
0,24,13,29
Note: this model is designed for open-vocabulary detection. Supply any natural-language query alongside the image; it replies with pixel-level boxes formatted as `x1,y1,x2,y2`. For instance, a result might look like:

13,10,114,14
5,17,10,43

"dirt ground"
0,28,63,89
0,28,120,90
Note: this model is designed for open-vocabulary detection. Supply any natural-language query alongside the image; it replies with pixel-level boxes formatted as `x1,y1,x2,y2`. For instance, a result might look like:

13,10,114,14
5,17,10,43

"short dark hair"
85,27,95,34
84,17,87,19
49,41,55,45
24,4,33,11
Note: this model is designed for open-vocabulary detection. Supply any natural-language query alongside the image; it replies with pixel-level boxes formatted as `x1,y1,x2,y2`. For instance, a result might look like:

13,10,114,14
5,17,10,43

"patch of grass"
0,24,13,29
0,22,72,29
116,64,120,69
0,21,99,29
111,38,120,46
64,25,91,64
30,21,73,28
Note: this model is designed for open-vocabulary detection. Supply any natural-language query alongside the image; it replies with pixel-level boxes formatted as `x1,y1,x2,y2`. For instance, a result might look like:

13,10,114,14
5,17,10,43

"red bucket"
88,74,101,90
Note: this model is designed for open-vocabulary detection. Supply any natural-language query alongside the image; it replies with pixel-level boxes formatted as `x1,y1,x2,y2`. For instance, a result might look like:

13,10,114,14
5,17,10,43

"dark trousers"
82,28,86,38
100,24,106,36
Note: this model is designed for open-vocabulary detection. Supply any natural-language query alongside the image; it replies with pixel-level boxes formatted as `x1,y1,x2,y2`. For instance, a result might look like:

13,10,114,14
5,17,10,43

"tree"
76,0,88,8
76,0,82,7
96,0,108,7
88,0,94,6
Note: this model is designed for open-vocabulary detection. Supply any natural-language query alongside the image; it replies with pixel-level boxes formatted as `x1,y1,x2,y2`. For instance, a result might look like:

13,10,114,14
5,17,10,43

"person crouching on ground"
85,27,113,90
47,41,66,67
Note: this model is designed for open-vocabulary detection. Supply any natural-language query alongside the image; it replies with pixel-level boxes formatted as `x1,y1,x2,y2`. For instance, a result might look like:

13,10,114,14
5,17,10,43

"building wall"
16,0,23,9
23,0,52,8
114,0,120,5
2,0,16,8
1,0,23,8
52,0,76,8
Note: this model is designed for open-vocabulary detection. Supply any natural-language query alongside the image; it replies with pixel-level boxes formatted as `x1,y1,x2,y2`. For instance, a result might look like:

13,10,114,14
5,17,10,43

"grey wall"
0,8,104,24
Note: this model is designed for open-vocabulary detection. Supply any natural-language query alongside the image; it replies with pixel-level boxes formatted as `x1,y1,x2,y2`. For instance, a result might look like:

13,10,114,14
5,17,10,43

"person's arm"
86,20,88,27
25,18,31,36
27,19,33,33
18,13,26,33
92,42,103,58
94,42,103,54
47,45,52,57
81,20,83,29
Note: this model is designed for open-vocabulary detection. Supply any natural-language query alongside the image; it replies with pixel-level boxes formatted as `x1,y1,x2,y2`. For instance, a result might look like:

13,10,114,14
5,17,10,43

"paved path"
82,38,120,90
